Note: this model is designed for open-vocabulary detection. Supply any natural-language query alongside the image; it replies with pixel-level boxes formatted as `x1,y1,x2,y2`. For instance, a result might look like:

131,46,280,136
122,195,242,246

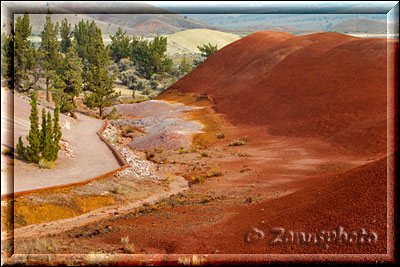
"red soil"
88,156,389,255
159,31,398,156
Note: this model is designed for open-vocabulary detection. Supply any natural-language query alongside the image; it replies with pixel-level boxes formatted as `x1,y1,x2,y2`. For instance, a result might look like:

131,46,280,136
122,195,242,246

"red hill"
159,31,397,155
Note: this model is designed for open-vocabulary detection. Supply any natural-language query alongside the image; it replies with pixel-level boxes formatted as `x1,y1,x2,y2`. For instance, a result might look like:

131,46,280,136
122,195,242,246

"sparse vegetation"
105,107,122,120
200,151,209,157
228,140,245,146
177,255,206,266
216,132,225,139
236,150,251,157
191,175,203,184
145,151,155,160
178,146,189,154
154,146,164,153
206,166,223,177
38,158,54,169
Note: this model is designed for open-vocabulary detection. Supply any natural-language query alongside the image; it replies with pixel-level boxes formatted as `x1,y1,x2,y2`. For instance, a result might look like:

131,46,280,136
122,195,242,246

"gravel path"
1,89,121,195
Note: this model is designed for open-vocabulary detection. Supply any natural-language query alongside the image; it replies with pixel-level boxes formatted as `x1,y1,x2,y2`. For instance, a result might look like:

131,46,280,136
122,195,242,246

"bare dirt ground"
2,95,387,265
1,89,121,195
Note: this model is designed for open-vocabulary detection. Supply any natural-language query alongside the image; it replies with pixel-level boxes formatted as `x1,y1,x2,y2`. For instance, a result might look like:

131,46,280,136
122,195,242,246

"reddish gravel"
159,31,398,156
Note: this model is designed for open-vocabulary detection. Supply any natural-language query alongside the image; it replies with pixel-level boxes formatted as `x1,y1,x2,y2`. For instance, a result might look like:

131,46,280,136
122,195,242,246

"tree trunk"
46,77,51,102
70,111,77,119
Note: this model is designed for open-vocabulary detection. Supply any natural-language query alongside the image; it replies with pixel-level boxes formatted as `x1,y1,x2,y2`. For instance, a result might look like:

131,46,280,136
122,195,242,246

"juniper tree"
16,136,27,160
42,111,54,161
14,14,35,91
1,24,14,88
131,35,172,78
83,24,120,118
53,41,83,118
40,108,47,153
25,92,41,163
52,105,62,161
110,27,131,62
59,18,72,54
179,54,192,75
39,15,61,102
194,43,218,66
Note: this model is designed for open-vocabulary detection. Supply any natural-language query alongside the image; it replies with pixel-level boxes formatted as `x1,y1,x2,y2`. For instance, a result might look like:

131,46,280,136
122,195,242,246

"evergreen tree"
14,14,35,91
73,20,91,62
52,105,62,161
42,111,54,161
39,15,61,102
25,92,41,163
1,24,14,88
40,108,47,153
132,35,172,78
83,24,120,118
179,54,192,75
53,40,83,118
194,43,218,66
16,136,27,161
74,20,107,84
59,18,72,54
110,27,131,62
16,94,63,165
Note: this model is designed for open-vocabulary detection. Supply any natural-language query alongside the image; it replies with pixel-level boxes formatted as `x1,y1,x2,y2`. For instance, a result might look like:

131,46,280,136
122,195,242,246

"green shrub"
154,147,164,153
206,166,222,177
38,158,54,169
191,175,202,184
216,133,225,139
200,151,209,157
228,140,245,146
178,147,189,154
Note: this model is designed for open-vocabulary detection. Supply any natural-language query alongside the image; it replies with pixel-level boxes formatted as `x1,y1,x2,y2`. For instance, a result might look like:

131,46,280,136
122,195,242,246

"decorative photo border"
1,1,398,265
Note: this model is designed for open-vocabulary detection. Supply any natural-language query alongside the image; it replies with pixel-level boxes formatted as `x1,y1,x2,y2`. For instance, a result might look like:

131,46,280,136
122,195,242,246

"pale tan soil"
166,29,240,55
1,89,121,194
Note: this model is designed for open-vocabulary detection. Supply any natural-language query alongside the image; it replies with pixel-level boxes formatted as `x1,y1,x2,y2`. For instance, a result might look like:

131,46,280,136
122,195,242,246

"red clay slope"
192,156,390,254
159,31,398,155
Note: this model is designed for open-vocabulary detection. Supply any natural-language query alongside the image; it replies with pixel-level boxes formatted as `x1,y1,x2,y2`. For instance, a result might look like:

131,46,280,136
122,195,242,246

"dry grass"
178,147,189,154
120,236,135,254
205,166,223,177
16,238,61,254
177,255,207,266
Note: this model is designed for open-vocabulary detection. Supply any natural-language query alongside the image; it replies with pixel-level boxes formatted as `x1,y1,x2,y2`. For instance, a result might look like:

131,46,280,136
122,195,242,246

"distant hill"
185,14,387,31
12,1,217,37
87,14,217,36
26,14,139,36
166,29,240,55
330,18,387,33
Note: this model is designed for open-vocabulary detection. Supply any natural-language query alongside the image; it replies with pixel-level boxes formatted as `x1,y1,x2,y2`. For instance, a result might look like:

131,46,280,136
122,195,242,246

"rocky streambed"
105,100,204,151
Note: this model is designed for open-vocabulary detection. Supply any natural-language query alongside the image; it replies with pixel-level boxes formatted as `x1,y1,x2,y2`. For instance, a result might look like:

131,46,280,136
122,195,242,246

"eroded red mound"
159,31,398,155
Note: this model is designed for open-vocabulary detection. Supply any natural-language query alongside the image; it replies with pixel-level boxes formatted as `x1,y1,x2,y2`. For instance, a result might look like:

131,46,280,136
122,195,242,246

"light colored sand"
166,29,240,55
